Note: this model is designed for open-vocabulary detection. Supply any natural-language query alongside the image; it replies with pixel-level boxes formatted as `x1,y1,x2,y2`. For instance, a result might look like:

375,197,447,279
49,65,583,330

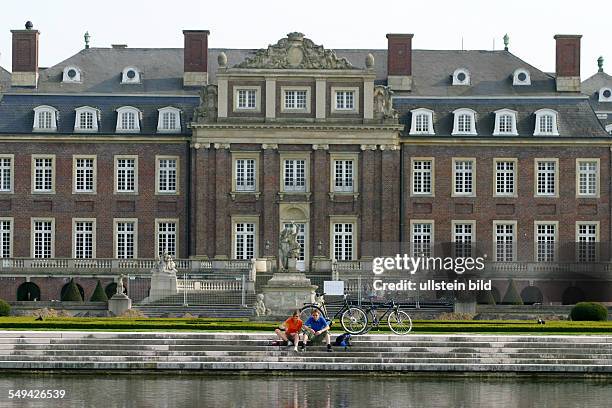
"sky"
0,0,610,78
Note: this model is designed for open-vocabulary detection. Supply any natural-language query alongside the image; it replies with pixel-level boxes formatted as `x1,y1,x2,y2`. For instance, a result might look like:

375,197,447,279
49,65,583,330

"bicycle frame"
363,299,400,328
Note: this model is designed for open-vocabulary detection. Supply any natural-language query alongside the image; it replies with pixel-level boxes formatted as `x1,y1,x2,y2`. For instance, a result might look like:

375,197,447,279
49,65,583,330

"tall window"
235,159,256,192
536,160,556,196
79,111,94,130
495,223,515,262
234,222,255,260
577,160,598,196
162,112,177,130
453,223,473,258
335,91,355,110
412,160,433,195
284,159,306,192
333,160,354,192
0,157,12,192
158,158,177,193
116,158,136,193
0,219,11,258
411,222,432,257
75,158,95,193
495,160,515,196
333,223,354,260
157,221,177,257
536,223,556,262
453,160,474,195
116,221,136,259
415,114,430,133
577,223,597,263
284,90,307,110
74,220,94,259
33,157,54,193
38,111,53,129
539,114,554,134
237,89,256,109
33,220,53,259
499,114,513,133
457,114,472,133
121,112,136,130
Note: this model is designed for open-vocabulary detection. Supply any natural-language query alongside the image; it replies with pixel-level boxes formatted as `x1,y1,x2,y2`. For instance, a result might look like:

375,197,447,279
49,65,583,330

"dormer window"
116,106,141,133
121,67,141,84
62,66,82,83
493,109,518,136
157,107,181,133
534,109,559,136
513,69,531,86
74,106,99,132
605,124,612,135
452,68,471,86
409,108,435,135
33,106,58,132
452,108,477,135
599,87,612,102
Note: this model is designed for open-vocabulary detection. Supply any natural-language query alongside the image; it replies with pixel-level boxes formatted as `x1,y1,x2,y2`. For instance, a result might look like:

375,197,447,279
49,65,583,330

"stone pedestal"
454,300,477,314
261,273,317,316
108,293,132,316
144,272,178,303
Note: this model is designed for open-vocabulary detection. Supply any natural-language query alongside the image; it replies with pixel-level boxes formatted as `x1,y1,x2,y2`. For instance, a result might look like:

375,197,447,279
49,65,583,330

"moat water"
0,373,611,408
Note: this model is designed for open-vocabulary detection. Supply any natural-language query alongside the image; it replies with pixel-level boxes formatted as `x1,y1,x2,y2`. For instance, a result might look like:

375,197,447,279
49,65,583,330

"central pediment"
234,32,357,70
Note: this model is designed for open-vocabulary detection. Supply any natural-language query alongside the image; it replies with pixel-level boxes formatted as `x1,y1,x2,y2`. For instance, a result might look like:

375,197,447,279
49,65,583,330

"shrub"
570,302,608,321
0,299,10,316
90,280,108,302
118,309,146,318
477,290,496,305
437,312,475,320
502,279,523,305
61,279,83,302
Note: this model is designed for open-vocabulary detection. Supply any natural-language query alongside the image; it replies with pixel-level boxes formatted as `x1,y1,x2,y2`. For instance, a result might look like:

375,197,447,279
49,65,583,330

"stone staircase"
1,331,612,372
132,305,256,318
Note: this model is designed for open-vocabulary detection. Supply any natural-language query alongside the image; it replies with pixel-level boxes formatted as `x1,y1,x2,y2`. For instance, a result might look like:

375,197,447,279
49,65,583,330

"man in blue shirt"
301,309,332,352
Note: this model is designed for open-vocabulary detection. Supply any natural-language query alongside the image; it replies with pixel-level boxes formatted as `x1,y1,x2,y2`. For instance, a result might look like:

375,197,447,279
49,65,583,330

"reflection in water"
0,374,611,408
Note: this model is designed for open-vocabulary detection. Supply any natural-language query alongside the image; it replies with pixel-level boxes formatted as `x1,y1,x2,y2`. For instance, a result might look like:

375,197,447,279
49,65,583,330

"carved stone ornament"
373,85,399,122
234,32,356,70
194,84,218,123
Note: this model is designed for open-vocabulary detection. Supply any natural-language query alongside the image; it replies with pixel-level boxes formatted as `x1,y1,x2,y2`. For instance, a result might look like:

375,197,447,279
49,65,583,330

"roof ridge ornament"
234,32,356,70
598,56,604,73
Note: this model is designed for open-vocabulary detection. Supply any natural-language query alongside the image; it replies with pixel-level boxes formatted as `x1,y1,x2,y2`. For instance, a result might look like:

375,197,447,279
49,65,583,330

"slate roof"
0,66,10,93
0,94,198,135
582,71,612,113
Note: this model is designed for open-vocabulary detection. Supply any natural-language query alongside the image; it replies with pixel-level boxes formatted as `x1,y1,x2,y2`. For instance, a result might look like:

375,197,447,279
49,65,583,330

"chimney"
554,34,581,92
11,21,39,87
386,33,413,91
183,30,209,87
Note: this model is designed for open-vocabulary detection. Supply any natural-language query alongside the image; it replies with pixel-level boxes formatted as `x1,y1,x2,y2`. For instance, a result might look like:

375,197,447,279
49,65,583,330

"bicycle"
359,297,413,335
300,292,368,335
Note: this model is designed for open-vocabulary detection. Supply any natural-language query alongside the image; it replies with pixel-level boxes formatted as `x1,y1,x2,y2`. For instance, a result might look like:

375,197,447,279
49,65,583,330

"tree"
62,279,83,302
501,279,523,305
90,280,108,302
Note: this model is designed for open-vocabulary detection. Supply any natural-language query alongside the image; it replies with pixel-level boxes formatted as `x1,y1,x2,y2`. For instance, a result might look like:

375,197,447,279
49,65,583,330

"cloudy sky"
0,0,609,78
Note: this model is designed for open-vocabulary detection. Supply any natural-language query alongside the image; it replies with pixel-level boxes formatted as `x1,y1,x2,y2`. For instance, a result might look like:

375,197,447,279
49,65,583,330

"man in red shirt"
274,309,303,351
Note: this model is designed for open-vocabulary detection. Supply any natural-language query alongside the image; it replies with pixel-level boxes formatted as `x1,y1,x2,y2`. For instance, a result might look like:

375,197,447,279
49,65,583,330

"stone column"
361,145,377,257
193,143,212,257
312,145,329,260
189,144,199,257
214,143,231,258
381,145,400,255
262,144,279,259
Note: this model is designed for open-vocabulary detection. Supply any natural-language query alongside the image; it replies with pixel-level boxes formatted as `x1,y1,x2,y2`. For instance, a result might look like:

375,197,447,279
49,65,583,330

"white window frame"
231,215,259,260
156,156,179,195
114,155,138,194
452,68,471,86
280,152,309,193
512,68,531,86
452,158,476,197
451,108,477,136
452,220,475,258
598,87,612,102
493,109,518,136
409,108,435,135
113,218,138,259
72,155,97,194
0,217,13,258
576,158,600,198
0,154,14,194
330,216,357,261
157,107,181,133
121,66,141,84
410,220,434,258
115,106,141,133
492,220,517,262
33,105,58,132
493,158,517,197
330,153,358,194
232,152,259,193
31,154,55,194
576,221,599,263
534,158,559,197
72,218,97,259
534,221,558,262
533,109,559,136
411,157,434,196
31,218,55,259
74,106,99,132
233,86,261,112
281,86,311,113
331,87,359,114
155,218,179,258
606,124,612,135
62,66,82,83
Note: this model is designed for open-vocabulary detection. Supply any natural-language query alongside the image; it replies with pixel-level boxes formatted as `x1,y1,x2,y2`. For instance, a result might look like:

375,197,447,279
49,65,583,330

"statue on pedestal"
255,294,271,316
156,251,177,275
279,222,301,271
116,275,125,296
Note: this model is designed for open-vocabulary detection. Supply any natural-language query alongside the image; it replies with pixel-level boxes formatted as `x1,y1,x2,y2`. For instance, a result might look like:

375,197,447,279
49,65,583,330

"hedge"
570,302,609,321
62,279,83,302
90,280,108,302
502,279,523,305
0,299,10,316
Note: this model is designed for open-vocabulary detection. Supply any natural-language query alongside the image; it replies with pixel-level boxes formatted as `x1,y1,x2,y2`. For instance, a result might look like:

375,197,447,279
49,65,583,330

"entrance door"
283,222,307,271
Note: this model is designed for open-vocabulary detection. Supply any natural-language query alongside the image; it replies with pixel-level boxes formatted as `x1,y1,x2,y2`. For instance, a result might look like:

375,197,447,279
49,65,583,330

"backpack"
334,333,352,349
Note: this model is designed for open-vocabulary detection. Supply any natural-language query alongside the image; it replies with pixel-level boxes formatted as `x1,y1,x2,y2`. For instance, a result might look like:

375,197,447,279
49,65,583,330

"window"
73,156,96,193
535,159,558,196
333,160,354,193
62,66,82,83
452,222,474,258
331,87,359,113
32,155,55,193
237,89,257,109
453,159,475,196
283,89,308,110
0,155,13,193
33,106,58,132
74,107,99,132
493,109,518,136
234,222,256,260
115,156,138,193
412,159,433,195
576,159,599,197
73,219,95,259
157,107,181,133
115,107,141,133
535,222,557,262
335,91,354,110
452,68,471,85
576,222,598,263
156,220,177,258
494,159,516,197
121,67,141,84
599,87,612,102
452,109,477,135
283,159,306,192
409,108,435,135
156,156,178,194
534,109,559,136
115,219,137,259
411,221,433,258
235,159,257,192
333,223,354,260
32,219,54,259
0,218,12,258
513,69,531,86
494,221,516,262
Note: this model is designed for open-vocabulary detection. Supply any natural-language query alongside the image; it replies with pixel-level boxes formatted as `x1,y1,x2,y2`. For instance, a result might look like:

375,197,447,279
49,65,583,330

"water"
0,374,611,408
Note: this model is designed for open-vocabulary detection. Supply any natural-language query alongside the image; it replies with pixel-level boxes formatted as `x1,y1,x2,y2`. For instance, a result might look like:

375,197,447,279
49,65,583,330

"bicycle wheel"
340,307,368,334
388,310,412,335
300,305,326,323
359,309,376,334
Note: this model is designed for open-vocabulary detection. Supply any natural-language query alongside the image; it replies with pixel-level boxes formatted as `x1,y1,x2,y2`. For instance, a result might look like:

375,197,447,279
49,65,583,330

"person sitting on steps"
274,309,303,352
302,309,332,352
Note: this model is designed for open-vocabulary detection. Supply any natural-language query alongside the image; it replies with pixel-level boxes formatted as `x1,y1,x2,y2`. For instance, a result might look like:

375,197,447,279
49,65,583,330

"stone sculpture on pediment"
194,84,218,123
373,85,399,123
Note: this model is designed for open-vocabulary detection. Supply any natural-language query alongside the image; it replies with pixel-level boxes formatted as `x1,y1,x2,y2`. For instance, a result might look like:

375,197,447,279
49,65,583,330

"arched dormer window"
409,108,435,135
33,105,58,132
157,107,181,133
513,69,531,86
452,68,471,86
493,109,518,136
452,108,477,135
121,66,141,84
598,87,612,102
62,66,82,83
605,124,612,135
74,106,100,132
534,109,559,136
115,106,141,133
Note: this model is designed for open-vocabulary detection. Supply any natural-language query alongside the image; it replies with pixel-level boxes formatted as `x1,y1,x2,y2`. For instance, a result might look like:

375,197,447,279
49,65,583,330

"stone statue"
116,275,125,296
373,85,398,122
194,84,218,123
279,222,301,271
156,251,177,275
255,293,271,316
